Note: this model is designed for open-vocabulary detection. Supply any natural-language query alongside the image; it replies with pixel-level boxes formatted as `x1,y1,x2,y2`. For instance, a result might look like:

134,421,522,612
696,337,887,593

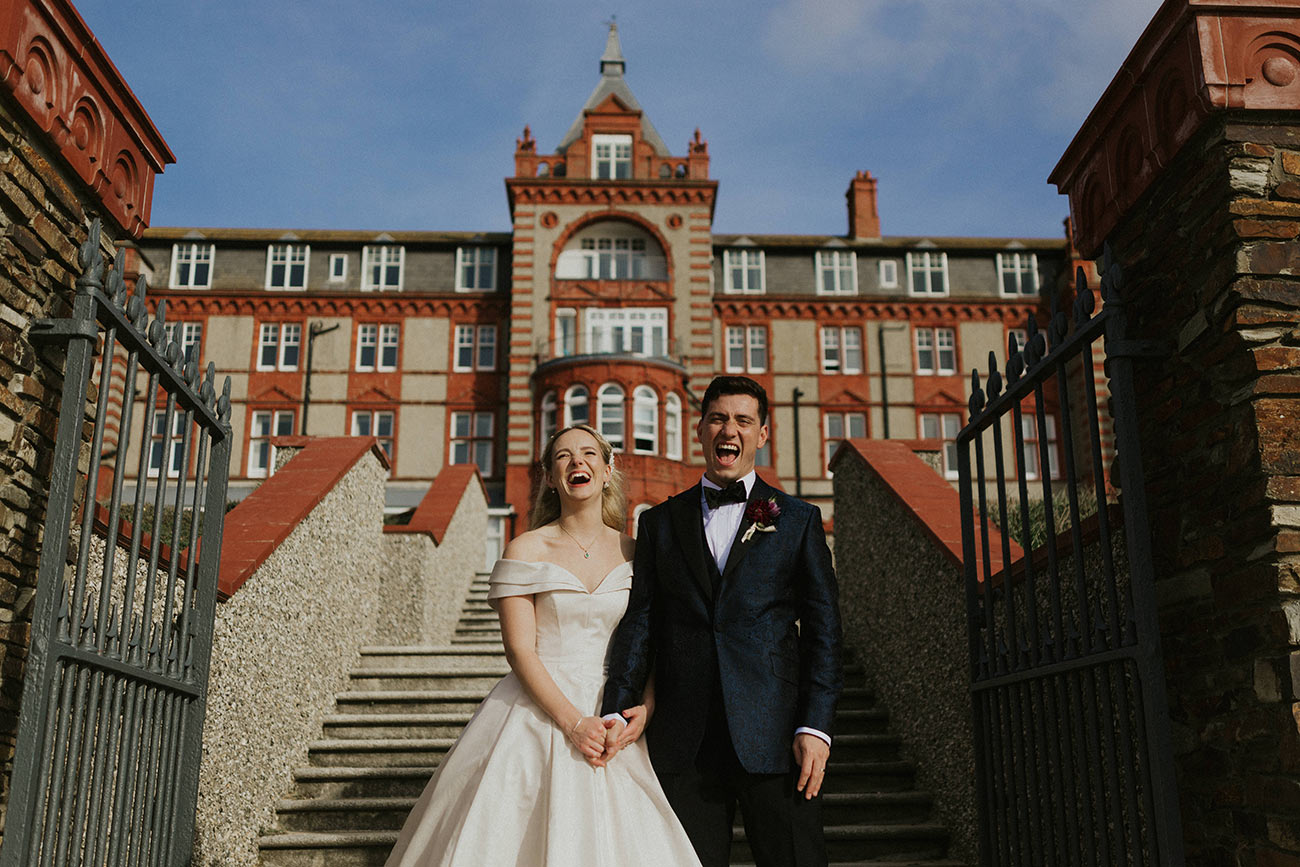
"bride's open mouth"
566,470,592,487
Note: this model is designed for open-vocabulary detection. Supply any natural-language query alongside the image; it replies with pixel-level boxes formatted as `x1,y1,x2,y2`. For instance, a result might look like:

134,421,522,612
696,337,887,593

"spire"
600,18,625,77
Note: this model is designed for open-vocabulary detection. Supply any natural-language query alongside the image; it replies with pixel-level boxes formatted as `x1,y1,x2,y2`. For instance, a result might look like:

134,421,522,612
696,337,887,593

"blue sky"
76,0,1163,239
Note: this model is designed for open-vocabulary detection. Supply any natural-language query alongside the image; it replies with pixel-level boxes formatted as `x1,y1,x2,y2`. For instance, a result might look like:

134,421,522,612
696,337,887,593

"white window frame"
723,249,765,294
351,409,396,464
456,246,497,291
328,253,348,283
164,321,203,366
1008,327,1029,359
265,243,309,290
907,251,949,296
356,324,378,371
555,308,577,357
820,326,863,374
823,412,867,477
815,249,857,295
170,242,213,289
878,259,899,288
591,133,632,180
920,412,962,480
378,323,399,371
597,383,625,451
247,409,296,478
147,411,187,478
450,411,494,476
540,391,558,450
585,308,668,358
998,252,1040,297
1020,413,1061,481
453,325,496,372
664,393,682,460
632,386,658,455
564,384,589,427
257,322,302,372
557,232,666,281
725,325,768,373
362,245,404,291
915,327,956,375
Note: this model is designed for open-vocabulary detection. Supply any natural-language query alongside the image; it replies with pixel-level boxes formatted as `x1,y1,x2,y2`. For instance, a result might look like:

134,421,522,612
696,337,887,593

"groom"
602,375,842,867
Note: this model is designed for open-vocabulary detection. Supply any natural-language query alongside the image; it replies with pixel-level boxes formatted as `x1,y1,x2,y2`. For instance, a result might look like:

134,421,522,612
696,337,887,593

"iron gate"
956,247,1184,866
1,219,232,866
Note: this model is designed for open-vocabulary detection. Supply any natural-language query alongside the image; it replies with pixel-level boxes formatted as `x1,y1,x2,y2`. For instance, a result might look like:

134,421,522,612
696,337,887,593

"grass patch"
983,484,1099,551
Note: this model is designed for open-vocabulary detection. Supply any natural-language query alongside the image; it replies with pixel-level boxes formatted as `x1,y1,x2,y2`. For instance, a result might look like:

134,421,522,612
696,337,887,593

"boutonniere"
741,497,781,543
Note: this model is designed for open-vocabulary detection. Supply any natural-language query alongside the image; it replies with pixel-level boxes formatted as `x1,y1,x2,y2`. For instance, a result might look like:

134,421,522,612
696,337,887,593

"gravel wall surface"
191,449,386,867
833,449,977,865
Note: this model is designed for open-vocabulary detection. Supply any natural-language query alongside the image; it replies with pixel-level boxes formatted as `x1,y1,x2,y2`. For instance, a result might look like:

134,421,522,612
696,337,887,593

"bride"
384,424,702,866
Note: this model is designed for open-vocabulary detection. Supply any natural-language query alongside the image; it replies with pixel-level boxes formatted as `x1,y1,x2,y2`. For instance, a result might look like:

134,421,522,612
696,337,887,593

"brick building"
129,23,1069,560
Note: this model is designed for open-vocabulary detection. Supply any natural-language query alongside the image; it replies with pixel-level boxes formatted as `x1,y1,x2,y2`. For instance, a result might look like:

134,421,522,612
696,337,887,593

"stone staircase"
258,573,965,866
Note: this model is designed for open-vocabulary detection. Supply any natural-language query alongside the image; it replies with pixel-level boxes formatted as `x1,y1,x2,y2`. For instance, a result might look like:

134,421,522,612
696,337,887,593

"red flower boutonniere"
741,497,781,543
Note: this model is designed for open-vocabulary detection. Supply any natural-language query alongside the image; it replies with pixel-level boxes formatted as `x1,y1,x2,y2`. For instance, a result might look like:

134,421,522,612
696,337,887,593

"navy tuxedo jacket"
602,477,843,775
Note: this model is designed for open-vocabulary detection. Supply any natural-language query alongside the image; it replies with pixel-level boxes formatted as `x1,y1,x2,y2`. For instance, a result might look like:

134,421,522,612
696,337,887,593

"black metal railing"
1,219,233,866
956,246,1183,866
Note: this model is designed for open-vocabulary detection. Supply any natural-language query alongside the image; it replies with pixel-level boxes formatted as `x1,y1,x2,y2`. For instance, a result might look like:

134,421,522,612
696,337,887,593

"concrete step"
306,737,455,768
321,712,476,740
289,766,439,800
732,822,950,864
448,634,503,645
333,690,489,715
271,789,938,833
345,668,508,692
355,647,504,671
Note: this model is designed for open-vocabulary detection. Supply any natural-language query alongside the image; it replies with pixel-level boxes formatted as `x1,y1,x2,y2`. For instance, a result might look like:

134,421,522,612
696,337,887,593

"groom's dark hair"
700,375,769,425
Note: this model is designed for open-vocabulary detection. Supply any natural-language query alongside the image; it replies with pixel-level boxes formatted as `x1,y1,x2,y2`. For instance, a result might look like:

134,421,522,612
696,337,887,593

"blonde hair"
529,424,627,531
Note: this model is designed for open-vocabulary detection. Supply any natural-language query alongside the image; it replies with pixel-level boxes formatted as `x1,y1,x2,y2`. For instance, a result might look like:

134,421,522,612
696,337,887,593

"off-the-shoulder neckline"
496,558,632,594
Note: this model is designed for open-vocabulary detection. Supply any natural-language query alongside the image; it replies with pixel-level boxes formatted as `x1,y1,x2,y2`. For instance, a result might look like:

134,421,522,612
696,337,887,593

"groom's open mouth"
714,442,741,466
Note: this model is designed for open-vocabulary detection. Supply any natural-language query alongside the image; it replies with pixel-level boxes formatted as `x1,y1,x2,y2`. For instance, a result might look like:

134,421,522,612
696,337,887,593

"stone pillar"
1051,2,1300,862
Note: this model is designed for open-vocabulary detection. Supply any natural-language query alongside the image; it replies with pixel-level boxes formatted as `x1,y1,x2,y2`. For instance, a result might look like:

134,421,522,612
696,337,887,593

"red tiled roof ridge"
830,438,1023,580
217,436,388,600
384,464,486,545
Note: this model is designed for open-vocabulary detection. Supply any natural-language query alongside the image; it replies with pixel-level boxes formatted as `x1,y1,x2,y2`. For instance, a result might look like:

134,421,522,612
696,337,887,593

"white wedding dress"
383,558,702,866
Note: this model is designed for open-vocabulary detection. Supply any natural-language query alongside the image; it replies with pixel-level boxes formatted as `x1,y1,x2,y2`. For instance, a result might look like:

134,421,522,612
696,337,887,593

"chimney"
846,170,881,239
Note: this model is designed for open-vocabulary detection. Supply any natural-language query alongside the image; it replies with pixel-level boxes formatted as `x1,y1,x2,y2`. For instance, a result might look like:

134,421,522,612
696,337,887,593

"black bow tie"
704,480,748,510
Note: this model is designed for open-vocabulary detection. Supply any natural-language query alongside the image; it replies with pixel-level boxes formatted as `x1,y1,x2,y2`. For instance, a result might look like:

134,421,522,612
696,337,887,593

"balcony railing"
532,337,686,368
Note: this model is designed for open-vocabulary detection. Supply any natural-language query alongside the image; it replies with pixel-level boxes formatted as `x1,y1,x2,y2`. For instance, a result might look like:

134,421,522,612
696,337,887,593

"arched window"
537,161,550,177
540,390,557,449
633,386,658,454
597,383,625,451
664,393,682,460
555,221,667,281
564,384,589,427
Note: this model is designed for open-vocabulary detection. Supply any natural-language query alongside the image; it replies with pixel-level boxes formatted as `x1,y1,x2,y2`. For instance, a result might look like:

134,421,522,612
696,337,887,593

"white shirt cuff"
795,726,831,747
602,712,626,727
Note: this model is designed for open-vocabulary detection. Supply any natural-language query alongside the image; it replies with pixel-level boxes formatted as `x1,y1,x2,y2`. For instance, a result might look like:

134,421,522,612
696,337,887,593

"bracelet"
570,716,584,733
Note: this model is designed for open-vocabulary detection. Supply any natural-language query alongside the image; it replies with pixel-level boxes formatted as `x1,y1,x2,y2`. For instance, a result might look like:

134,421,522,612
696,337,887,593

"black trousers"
656,695,828,867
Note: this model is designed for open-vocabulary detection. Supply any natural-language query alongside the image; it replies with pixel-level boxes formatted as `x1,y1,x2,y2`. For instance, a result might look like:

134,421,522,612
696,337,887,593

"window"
352,410,395,463
356,324,399,371
591,133,632,179
597,383,625,451
632,386,658,454
450,411,494,476
556,229,666,280
556,309,577,357
257,323,301,371
170,242,213,289
907,251,949,296
329,253,347,282
564,385,589,427
665,393,682,460
540,391,558,450
1008,328,1029,359
148,411,186,478
266,243,308,290
820,326,863,374
879,259,899,288
1020,414,1060,480
248,409,295,478
824,413,866,477
456,247,497,291
724,249,765,294
586,308,668,357
163,322,203,366
920,412,962,479
362,245,404,291
998,252,1039,296
454,325,496,371
726,326,767,373
816,250,857,295
915,327,957,375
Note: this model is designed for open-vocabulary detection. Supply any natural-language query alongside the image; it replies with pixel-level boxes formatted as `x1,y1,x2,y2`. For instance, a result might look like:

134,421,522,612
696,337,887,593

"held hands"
602,702,651,762
793,732,830,800
567,715,613,767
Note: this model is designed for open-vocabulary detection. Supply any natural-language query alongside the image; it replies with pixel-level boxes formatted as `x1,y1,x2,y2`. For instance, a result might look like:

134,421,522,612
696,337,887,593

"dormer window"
592,134,632,179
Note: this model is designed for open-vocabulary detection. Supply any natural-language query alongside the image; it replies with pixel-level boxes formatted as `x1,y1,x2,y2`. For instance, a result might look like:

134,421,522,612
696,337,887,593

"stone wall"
1101,115,1300,864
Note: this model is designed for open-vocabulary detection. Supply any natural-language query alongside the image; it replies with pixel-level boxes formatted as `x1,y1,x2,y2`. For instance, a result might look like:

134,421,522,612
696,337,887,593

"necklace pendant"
584,552,590,559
